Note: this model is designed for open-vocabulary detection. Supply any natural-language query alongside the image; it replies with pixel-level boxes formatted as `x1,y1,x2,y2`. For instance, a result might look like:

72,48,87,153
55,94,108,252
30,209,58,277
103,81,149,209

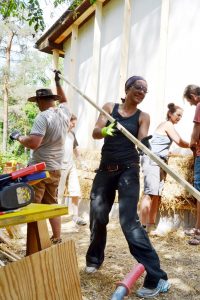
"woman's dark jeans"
86,166,167,288
194,156,200,191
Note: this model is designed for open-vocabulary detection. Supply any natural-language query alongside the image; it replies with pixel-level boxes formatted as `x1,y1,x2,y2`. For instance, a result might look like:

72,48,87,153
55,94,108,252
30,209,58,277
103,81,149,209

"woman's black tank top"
101,104,141,164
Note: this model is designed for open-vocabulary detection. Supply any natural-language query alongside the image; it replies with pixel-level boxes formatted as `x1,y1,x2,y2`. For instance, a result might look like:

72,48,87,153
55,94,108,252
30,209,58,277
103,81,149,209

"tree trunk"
2,30,14,152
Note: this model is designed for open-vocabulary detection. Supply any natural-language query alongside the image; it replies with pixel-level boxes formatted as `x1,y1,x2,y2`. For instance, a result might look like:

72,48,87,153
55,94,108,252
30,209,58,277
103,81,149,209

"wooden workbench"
0,203,68,255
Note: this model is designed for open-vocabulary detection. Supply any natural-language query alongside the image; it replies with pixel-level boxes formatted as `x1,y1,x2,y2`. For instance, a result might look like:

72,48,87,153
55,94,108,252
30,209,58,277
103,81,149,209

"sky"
39,0,71,32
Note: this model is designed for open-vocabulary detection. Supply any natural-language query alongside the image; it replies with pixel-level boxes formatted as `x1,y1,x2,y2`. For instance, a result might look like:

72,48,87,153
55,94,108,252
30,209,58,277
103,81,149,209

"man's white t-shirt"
29,103,71,170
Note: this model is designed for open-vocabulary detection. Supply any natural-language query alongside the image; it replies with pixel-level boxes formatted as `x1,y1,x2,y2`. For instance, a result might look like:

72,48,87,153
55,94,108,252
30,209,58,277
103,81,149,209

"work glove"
10,130,22,141
101,120,117,137
54,70,61,82
138,135,152,155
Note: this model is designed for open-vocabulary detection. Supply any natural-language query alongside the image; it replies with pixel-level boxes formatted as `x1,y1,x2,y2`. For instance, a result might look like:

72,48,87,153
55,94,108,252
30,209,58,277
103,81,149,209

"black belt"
97,162,139,172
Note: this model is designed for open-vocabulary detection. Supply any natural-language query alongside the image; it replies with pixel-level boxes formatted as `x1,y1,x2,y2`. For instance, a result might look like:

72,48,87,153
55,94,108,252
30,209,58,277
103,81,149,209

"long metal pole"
58,72,200,202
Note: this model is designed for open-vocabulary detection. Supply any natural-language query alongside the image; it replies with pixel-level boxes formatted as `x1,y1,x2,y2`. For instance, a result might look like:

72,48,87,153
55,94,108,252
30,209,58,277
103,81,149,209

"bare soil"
1,217,200,300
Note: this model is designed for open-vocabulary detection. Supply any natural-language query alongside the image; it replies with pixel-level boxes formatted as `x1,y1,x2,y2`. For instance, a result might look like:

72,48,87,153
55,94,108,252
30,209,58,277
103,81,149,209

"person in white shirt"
58,114,87,226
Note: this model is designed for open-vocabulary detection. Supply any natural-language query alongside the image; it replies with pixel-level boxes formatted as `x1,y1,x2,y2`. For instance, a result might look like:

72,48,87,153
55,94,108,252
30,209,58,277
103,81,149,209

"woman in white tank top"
140,103,189,234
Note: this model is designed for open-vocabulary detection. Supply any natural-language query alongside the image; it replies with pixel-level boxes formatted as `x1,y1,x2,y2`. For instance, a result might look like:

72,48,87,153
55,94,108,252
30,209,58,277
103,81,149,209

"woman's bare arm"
92,102,114,139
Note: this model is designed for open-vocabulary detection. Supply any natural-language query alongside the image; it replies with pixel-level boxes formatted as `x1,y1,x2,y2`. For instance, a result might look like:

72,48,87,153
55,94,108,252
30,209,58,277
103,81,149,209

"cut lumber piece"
0,250,17,262
5,225,23,239
26,220,51,256
0,230,9,245
0,240,82,300
0,245,21,260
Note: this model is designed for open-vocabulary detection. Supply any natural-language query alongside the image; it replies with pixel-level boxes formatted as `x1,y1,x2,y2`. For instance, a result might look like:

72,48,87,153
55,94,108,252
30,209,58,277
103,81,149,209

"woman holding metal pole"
85,75,170,298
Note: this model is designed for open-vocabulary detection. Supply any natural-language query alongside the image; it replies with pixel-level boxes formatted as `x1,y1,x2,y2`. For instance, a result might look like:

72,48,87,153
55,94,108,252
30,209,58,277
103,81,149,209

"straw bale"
161,154,196,212
77,170,95,199
79,149,101,162
76,150,120,201
73,149,101,199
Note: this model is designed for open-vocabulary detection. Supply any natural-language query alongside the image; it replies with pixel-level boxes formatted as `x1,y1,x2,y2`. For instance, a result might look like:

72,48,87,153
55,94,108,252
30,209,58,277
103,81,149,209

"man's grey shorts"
141,155,166,196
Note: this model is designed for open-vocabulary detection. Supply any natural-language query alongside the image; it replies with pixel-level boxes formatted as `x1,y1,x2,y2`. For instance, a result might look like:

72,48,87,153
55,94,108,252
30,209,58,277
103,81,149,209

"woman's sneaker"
157,279,171,292
73,216,87,226
136,279,170,298
136,287,160,298
85,266,98,274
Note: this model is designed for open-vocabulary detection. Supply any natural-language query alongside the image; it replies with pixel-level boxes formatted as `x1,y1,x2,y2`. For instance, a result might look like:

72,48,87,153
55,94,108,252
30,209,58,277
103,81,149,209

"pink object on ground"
117,263,145,295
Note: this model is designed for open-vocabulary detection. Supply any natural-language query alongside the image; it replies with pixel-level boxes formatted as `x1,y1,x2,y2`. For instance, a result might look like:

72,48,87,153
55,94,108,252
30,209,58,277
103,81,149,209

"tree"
0,0,45,32
0,18,52,152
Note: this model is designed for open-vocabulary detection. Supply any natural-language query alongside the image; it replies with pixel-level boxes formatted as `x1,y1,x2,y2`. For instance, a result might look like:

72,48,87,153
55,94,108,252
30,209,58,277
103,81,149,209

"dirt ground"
1,216,200,300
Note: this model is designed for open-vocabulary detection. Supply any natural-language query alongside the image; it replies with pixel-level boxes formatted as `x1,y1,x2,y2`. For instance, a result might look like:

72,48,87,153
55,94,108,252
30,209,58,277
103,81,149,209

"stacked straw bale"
76,150,100,200
76,151,196,213
76,149,119,201
160,154,196,212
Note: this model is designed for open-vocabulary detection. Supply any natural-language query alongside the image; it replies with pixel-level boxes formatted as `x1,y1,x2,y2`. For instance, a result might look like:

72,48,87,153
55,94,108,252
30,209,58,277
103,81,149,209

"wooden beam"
119,0,132,98
0,245,21,261
51,49,60,92
0,250,17,262
91,0,102,101
90,0,103,148
68,24,78,101
156,0,170,122
0,240,82,300
37,39,64,53
26,220,51,256
55,5,96,44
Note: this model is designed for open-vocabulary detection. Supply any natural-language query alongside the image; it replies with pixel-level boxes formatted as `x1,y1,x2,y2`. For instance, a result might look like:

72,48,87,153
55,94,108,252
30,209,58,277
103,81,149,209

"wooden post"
68,24,78,103
156,0,170,122
26,220,51,256
119,0,132,99
91,0,102,147
52,49,60,93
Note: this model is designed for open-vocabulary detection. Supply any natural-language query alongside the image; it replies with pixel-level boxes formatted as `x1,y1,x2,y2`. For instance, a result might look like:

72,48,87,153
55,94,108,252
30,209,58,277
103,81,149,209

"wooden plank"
0,245,21,261
90,1,102,134
52,49,60,93
26,220,51,256
156,0,170,122
68,24,78,101
5,225,23,239
0,240,82,300
0,250,17,262
119,0,132,98
0,204,68,228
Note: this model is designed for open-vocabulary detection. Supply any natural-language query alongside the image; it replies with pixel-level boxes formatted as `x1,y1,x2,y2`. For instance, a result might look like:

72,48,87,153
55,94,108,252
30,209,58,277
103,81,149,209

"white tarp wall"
62,0,200,151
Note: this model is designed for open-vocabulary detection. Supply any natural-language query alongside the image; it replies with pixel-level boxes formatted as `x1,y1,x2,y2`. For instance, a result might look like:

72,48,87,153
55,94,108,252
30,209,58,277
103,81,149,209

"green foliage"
0,150,29,173
8,102,38,135
24,102,38,127
0,0,45,32
54,0,96,9
0,0,97,32
53,0,97,22
2,101,38,169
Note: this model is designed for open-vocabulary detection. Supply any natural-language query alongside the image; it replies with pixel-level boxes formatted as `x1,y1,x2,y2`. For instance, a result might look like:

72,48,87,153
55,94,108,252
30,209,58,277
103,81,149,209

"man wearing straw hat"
10,71,71,244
